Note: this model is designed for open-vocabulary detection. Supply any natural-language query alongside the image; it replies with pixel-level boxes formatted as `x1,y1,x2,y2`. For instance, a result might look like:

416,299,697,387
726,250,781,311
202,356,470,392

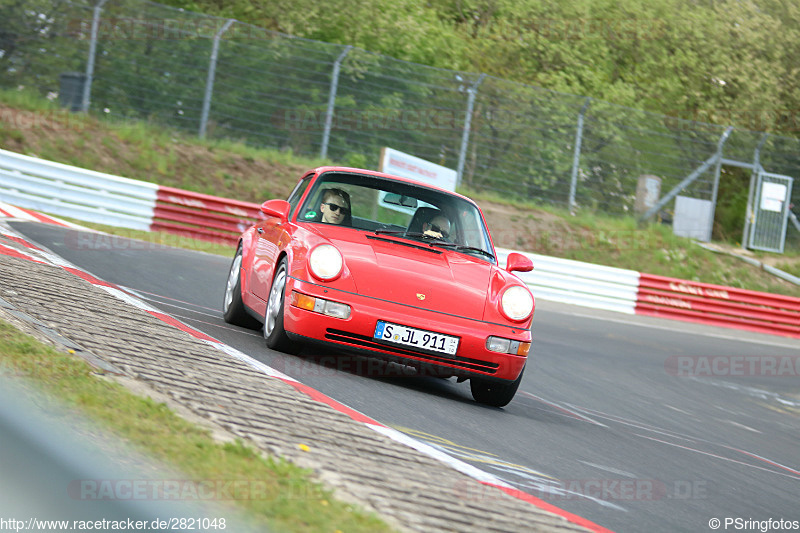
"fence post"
199,19,235,139
320,45,353,159
80,0,110,113
639,127,734,224
456,73,487,188
742,132,769,250
569,97,591,214
708,126,735,236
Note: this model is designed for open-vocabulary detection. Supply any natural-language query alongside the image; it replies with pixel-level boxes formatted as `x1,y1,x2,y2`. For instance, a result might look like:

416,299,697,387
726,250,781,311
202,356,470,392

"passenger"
422,213,451,240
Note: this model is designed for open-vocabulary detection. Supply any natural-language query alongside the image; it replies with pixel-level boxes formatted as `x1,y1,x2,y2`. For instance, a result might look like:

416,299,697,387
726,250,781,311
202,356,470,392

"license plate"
373,321,459,356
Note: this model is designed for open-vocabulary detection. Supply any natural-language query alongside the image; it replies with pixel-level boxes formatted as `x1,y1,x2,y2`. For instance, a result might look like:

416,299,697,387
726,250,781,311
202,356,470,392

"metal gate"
749,171,794,253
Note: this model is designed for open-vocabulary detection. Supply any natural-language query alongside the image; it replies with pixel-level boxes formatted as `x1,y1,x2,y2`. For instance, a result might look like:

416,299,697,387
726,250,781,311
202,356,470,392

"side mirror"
260,199,291,221
506,252,533,273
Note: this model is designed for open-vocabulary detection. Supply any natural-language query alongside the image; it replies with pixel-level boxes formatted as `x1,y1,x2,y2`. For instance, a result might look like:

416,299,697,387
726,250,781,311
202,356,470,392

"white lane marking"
563,403,698,442
518,391,608,427
119,285,221,314
545,308,800,349
370,425,514,487
635,433,800,481
205,341,298,383
99,286,154,311
663,404,693,416
579,461,637,479
722,447,800,478
164,313,262,337
572,403,800,480
725,420,762,434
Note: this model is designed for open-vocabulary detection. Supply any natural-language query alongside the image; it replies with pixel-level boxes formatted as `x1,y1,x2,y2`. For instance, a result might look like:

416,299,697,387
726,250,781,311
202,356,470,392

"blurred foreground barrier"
636,274,800,339
0,148,260,244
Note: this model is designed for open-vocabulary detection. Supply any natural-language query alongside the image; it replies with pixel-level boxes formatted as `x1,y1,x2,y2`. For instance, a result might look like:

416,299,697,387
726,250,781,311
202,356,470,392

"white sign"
379,147,457,191
673,195,713,242
760,182,787,213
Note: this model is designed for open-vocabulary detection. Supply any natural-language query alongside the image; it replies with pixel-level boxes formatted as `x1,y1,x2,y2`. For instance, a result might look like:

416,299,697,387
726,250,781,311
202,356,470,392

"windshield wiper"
373,229,440,241
454,245,495,260
372,230,494,259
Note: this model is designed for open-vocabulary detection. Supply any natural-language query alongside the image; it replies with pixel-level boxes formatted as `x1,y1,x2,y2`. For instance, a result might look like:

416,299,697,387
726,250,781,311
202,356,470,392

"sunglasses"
429,223,449,238
324,202,350,214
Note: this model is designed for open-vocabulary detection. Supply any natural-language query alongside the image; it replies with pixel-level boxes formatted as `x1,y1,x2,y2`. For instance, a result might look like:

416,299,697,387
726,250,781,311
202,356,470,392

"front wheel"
222,246,261,329
263,259,300,354
470,365,525,408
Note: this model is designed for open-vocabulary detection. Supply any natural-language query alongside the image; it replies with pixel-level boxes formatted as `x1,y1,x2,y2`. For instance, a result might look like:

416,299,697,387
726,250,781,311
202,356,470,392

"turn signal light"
290,291,351,319
486,336,531,356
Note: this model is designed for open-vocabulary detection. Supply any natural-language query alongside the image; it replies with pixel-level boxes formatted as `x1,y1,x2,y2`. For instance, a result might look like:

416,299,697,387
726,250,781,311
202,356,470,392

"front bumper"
283,277,529,381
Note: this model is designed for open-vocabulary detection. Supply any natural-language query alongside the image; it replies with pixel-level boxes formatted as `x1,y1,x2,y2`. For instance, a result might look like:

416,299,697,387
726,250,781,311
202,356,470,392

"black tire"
263,259,300,354
222,246,261,329
470,365,525,408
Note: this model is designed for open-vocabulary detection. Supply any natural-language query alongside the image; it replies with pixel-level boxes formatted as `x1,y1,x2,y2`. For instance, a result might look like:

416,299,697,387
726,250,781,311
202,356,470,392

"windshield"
297,171,495,263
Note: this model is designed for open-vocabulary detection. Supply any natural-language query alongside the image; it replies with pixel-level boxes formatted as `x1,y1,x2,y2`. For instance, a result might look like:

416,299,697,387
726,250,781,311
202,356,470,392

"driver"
320,188,351,225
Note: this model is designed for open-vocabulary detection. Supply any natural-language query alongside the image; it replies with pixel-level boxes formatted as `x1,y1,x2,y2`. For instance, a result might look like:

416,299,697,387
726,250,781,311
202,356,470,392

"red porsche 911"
223,167,535,407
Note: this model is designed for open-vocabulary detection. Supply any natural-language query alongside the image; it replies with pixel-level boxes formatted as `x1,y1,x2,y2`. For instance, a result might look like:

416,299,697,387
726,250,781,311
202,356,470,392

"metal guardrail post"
708,126,735,235
639,128,734,223
320,46,353,159
569,98,591,214
80,0,110,113
456,73,487,188
742,132,769,250
789,210,800,233
199,19,235,139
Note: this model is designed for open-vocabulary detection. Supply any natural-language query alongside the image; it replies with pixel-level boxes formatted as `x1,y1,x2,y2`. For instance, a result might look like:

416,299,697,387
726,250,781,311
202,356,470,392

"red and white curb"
0,201,85,228
0,222,613,533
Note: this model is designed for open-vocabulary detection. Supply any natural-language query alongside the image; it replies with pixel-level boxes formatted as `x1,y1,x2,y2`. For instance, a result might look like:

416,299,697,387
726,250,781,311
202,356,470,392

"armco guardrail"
0,148,158,231
496,248,640,315
636,274,800,338
0,148,261,244
2,149,798,338
153,187,263,244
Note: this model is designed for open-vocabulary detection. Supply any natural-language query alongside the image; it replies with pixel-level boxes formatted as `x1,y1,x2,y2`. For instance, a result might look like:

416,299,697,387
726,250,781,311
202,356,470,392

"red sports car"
223,167,535,407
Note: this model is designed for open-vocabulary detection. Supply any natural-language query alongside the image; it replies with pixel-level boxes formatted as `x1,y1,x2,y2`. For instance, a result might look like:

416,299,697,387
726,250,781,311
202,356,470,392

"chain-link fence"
2,0,799,227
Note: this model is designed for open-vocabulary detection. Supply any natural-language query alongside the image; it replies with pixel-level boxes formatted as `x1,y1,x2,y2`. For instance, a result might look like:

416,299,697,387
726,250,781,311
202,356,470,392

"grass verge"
0,319,393,533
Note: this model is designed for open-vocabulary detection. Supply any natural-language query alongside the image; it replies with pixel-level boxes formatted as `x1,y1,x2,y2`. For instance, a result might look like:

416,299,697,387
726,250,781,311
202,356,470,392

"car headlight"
308,244,343,281
500,285,534,321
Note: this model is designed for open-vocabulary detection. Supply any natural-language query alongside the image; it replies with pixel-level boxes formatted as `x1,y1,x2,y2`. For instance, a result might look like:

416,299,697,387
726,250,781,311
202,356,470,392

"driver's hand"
423,229,443,239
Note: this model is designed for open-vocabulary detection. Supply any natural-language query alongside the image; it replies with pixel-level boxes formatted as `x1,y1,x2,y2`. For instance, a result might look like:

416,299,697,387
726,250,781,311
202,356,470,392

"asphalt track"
12,221,800,533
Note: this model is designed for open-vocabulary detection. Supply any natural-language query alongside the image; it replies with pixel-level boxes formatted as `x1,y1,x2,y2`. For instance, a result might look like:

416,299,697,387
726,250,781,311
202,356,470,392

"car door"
251,174,313,300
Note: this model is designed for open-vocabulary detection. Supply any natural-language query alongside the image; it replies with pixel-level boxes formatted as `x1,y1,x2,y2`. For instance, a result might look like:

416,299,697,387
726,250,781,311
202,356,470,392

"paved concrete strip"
0,225,602,533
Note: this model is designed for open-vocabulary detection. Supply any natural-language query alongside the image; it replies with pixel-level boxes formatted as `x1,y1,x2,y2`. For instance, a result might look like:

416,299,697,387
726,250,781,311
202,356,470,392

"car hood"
330,233,492,319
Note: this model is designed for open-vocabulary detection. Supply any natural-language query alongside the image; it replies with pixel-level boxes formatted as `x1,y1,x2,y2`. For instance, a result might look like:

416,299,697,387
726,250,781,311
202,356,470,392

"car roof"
310,166,476,204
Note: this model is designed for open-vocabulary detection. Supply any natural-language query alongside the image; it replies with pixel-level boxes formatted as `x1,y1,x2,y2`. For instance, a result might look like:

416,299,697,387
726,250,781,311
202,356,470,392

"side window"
287,175,313,217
